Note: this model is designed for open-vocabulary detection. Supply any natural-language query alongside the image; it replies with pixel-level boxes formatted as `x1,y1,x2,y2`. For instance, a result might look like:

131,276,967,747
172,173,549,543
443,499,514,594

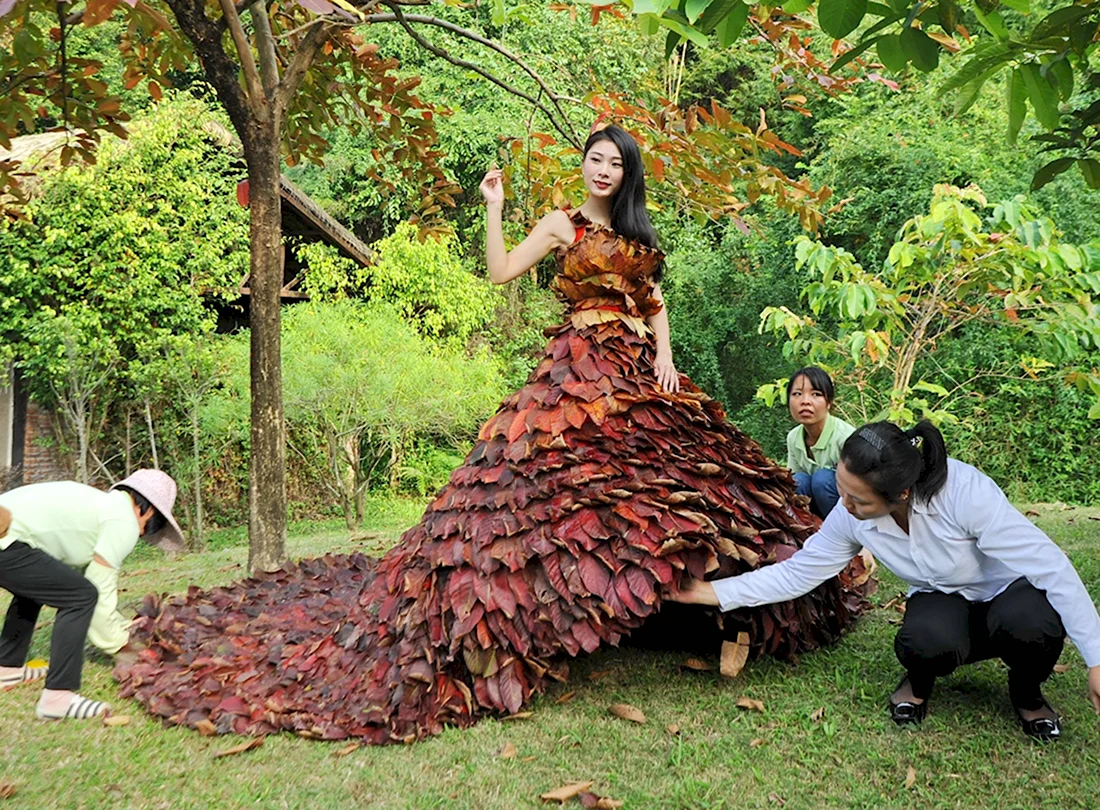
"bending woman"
669,420,1100,741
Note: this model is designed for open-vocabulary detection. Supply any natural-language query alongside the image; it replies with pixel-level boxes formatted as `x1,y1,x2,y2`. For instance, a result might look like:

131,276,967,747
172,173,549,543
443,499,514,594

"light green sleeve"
786,426,806,474
83,560,130,654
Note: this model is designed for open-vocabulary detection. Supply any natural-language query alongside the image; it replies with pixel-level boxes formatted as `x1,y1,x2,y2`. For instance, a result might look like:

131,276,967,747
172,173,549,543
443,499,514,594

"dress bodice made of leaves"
117,215,871,744
551,210,664,336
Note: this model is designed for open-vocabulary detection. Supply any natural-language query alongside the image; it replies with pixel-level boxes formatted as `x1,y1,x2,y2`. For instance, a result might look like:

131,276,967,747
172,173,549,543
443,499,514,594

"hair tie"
857,427,886,451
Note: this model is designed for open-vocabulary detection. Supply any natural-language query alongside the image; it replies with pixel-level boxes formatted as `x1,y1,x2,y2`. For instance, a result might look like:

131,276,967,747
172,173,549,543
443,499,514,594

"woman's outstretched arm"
481,169,574,285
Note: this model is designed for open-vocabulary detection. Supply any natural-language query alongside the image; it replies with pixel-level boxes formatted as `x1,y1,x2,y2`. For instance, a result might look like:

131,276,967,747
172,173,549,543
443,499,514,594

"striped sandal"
0,663,49,691
35,694,110,721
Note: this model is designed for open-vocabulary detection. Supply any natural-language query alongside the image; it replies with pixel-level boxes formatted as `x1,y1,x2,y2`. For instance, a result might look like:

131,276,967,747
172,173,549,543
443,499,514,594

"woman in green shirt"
786,367,855,518
0,470,184,720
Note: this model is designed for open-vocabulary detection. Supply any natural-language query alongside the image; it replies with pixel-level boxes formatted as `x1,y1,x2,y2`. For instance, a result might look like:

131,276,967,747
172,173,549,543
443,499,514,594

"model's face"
787,374,829,428
836,461,896,520
582,139,624,199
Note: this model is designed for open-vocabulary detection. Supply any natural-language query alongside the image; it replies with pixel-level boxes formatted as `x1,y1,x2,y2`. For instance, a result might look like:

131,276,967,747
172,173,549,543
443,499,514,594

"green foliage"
364,223,500,344
0,93,246,406
206,301,505,527
758,183,1100,423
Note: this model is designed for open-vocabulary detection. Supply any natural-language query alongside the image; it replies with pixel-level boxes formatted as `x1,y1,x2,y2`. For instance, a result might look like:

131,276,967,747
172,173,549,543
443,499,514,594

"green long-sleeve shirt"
786,414,856,476
0,482,136,653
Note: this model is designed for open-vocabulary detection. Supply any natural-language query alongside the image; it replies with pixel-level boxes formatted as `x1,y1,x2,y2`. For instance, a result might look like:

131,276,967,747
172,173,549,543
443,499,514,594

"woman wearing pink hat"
0,469,184,720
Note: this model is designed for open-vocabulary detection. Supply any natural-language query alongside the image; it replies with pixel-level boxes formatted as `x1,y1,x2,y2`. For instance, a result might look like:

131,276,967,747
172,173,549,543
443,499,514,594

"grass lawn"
2,498,1099,809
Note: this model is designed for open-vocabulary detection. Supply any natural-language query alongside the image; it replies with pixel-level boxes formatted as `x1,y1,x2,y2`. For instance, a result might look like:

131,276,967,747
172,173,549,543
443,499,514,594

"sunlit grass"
2,499,1098,809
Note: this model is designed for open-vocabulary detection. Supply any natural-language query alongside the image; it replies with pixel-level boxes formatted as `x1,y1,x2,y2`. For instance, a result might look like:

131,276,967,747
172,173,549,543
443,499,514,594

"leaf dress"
116,211,870,743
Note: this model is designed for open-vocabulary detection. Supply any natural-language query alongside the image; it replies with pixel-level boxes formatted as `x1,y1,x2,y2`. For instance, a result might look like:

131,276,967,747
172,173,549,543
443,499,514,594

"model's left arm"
648,283,679,393
964,471,1100,711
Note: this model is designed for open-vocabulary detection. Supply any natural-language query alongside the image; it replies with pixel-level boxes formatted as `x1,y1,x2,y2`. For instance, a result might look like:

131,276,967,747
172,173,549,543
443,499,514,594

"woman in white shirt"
668,420,1100,741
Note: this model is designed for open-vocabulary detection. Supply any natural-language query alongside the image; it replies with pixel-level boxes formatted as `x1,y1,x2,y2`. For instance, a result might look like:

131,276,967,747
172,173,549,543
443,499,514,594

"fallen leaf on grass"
680,657,712,672
810,707,826,723
0,782,15,800
334,742,360,757
768,792,786,806
588,670,614,681
195,719,217,736
1024,509,1040,517
540,781,595,803
213,737,264,759
608,703,646,724
499,742,517,759
1053,664,1071,674
555,691,578,705
904,765,916,789
721,632,750,678
749,738,766,748
521,756,537,762
501,711,533,721
666,723,681,735
102,715,130,727
736,697,765,713
580,792,624,809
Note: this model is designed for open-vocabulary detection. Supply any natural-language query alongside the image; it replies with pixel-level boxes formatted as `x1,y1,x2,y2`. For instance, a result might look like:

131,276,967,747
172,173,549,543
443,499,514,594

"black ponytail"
840,420,949,504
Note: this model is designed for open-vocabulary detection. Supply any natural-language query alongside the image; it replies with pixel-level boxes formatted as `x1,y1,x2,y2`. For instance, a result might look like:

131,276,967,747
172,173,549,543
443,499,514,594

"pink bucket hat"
111,470,186,554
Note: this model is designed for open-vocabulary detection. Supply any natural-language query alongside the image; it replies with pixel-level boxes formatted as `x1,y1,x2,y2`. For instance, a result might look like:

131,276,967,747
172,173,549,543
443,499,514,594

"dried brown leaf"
749,738,766,748
721,632,750,679
501,711,533,721
736,697,765,713
555,691,578,705
579,794,625,810
810,707,826,722
681,657,712,672
666,723,681,735
904,765,916,789
540,781,595,803
1024,509,1041,517
213,737,264,759
499,742,517,759
768,792,786,806
102,715,130,727
0,781,15,800
195,719,217,736
608,703,647,724
588,669,614,681
1053,664,1071,674
334,742,360,757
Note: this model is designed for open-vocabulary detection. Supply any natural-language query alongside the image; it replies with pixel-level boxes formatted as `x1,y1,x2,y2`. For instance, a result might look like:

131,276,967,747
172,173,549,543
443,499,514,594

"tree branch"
217,0,266,109
248,0,281,96
276,20,334,118
365,6,583,149
163,0,254,142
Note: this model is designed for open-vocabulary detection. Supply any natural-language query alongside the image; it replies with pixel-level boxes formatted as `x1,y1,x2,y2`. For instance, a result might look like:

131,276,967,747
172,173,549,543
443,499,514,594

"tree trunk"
144,399,159,469
245,127,287,572
191,400,204,550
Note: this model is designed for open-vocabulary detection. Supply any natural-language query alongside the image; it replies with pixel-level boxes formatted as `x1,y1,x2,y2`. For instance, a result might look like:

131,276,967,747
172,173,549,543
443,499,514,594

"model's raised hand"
479,168,505,206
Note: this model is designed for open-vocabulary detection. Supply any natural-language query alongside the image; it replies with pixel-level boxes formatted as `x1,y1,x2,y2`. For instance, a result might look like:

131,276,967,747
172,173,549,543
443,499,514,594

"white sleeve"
964,471,1100,668
711,508,863,612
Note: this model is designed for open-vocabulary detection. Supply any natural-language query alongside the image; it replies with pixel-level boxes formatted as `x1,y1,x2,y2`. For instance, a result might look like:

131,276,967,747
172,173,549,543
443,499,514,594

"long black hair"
787,366,836,406
583,125,663,280
840,420,948,504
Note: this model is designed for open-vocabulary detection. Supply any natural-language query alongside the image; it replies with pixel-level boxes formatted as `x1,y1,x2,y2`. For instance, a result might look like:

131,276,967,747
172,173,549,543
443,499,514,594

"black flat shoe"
888,676,928,726
1014,700,1061,742
889,697,928,726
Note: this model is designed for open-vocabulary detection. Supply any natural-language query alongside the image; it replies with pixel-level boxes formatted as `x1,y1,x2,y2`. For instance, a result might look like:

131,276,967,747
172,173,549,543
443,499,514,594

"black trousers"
894,578,1066,710
0,541,98,691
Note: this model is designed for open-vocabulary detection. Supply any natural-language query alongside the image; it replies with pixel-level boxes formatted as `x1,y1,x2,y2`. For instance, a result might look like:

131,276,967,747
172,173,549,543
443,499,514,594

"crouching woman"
0,470,184,720
669,420,1100,741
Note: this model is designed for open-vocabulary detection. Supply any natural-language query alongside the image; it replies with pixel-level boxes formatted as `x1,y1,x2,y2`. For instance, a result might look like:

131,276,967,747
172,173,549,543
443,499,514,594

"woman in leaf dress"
116,125,870,744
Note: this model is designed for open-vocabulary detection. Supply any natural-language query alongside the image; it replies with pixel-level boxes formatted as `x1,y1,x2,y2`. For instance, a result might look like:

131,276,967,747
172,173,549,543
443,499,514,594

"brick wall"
22,401,66,484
